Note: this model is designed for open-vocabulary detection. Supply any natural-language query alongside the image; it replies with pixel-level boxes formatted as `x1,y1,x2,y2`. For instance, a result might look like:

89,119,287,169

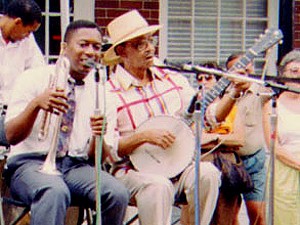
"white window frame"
159,0,279,75
40,0,94,63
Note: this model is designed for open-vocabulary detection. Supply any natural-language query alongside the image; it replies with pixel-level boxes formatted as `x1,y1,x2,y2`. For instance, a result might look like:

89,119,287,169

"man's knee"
111,183,130,206
37,184,71,206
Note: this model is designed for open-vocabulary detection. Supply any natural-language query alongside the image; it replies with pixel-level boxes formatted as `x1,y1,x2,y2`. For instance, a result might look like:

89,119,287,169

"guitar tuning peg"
274,30,280,36
265,28,269,33
259,34,264,39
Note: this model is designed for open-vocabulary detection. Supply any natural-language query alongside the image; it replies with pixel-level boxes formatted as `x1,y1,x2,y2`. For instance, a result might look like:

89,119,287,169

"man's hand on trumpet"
39,87,69,114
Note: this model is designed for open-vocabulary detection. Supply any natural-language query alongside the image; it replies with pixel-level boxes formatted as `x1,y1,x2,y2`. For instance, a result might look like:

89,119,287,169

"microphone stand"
258,84,297,225
267,89,280,225
94,64,107,225
194,85,205,225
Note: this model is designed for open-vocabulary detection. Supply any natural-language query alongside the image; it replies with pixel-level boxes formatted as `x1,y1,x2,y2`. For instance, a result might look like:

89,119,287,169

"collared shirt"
107,65,196,162
6,65,118,159
0,29,45,105
206,83,268,156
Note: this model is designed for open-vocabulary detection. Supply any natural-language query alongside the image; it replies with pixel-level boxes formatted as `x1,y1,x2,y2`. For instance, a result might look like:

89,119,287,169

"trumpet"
38,55,70,175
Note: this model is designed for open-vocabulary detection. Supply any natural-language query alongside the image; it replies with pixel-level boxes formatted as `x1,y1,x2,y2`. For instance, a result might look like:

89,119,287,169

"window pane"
247,0,267,17
50,0,74,13
195,1,218,17
194,19,218,62
220,20,243,58
168,0,192,17
165,0,270,68
221,0,243,17
49,16,61,55
167,19,192,62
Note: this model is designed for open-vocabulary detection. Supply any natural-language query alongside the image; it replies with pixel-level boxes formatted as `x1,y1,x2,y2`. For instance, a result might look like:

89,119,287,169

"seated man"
103,10,221,225
4,20,129,225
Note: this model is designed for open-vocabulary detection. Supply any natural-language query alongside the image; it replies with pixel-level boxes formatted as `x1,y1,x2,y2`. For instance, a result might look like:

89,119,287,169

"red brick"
139,10,150,18
294,24,300,31
95,18,113,27
144,2,159,10
95,8,107,17
120,1,143,9
107,9,129,18
150,10,159,19
95,1,119,8
147,19,159,25
295,32,300,39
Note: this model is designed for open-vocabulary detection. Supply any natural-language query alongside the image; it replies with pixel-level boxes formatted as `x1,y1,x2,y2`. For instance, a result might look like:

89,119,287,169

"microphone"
183,88,202,125
159,59,195,73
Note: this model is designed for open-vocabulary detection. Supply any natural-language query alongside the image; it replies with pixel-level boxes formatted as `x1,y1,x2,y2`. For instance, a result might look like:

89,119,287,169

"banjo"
129,28,283,178
130,115,195,178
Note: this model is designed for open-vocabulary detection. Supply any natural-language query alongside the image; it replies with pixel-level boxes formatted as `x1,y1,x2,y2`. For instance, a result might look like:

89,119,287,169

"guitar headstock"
251,28,283,56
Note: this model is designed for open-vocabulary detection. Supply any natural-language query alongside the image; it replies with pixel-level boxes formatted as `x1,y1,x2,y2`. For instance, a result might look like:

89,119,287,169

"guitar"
201,28,283,112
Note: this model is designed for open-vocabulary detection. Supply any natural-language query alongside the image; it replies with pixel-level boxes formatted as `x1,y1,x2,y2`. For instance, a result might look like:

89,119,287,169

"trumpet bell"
39,164,61,175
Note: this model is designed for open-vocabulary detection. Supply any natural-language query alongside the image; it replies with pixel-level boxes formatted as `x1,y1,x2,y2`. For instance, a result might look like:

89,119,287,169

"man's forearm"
6,99,40,145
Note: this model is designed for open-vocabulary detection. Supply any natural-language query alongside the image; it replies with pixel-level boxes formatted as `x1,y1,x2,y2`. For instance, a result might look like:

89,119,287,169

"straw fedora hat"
103,9,161,65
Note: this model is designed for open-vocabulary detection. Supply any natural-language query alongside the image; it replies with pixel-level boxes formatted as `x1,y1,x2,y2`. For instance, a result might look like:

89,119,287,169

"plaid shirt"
107,65,195,166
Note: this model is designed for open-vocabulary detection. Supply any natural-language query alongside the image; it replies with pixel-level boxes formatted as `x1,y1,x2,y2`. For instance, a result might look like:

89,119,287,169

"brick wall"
94,0,159,35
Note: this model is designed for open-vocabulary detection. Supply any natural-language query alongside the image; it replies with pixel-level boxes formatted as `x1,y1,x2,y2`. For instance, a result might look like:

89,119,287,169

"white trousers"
116,161,221,225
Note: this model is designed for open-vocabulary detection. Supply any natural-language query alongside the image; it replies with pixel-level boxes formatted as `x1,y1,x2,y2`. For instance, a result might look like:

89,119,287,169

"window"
34,0,74,63
159,0,279,82
33,0,95,63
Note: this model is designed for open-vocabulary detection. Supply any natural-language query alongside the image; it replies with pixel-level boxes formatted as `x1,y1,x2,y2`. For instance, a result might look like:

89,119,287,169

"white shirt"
277,101,300,159
0,31,45,104
6,65,118,159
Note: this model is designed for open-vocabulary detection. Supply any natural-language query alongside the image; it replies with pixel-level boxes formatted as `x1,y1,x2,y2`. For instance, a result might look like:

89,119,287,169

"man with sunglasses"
103,10,221,225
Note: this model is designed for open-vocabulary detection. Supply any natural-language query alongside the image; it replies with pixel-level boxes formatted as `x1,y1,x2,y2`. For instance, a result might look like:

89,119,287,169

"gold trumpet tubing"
39,115,63,175
38,74,56,141
39,55,70,175
55,56,70,89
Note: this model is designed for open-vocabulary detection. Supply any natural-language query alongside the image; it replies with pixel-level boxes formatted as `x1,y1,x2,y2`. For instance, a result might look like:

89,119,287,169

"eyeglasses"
284,67,300,76
197,74,213,82
127,36,158,51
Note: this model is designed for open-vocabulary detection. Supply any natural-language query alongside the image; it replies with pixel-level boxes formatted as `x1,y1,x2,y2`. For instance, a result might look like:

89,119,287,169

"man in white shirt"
4,20,129,225
0,0,45,146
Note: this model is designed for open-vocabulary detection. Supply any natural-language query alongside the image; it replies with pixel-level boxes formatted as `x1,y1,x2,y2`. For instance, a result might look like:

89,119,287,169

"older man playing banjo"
103,10,222,225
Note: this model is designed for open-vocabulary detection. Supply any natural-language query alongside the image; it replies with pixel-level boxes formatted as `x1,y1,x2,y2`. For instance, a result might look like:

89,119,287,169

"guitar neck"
202,51,255,111
202,77,231,110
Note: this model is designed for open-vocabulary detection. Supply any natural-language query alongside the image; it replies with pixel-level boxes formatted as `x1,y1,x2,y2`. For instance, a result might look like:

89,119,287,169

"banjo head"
130,115,195,178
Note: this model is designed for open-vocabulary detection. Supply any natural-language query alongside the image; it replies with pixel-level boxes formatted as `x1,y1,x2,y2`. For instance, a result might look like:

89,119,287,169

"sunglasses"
197,74,213,82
